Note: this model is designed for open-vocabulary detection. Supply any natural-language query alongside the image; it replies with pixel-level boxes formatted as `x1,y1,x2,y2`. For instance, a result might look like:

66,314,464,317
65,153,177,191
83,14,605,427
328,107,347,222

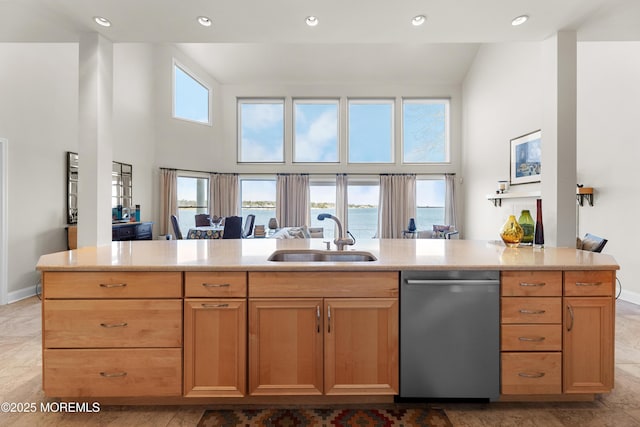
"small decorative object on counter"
268,217,279,230
500,215,524,247
408,218,417,232
518,209,534,245
135,204,141,222
498,180,509,193
534,199,544,248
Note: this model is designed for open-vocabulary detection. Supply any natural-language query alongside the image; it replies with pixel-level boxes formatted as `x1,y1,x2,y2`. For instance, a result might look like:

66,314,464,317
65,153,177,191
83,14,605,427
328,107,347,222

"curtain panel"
159,169,178,235
210,173,239,218
378,174,416,238
276,174,310,227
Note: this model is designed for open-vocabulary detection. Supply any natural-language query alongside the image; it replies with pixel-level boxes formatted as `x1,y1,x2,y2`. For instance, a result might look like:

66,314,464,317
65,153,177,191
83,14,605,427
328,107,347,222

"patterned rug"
197,406,452,427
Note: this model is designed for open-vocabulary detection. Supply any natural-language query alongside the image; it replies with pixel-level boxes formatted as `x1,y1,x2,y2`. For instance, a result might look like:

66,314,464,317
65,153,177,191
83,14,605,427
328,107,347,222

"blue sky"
174,66,209,123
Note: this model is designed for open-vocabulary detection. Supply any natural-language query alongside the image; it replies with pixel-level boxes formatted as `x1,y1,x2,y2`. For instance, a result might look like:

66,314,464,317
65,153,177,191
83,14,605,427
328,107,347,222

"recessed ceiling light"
411,15,427,26
511,15,529,26
93,16,111,27
197,16,212,27
305,16,319,27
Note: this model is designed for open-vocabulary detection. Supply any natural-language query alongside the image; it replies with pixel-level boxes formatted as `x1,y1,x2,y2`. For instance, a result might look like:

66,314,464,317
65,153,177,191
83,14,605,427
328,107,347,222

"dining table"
186,225,224,239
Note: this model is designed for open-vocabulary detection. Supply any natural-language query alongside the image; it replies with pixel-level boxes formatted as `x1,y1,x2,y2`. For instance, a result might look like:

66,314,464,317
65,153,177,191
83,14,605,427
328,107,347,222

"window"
309,180,337,240
403,99,449,163
177,176,209,235
347,181,379,239
173,62,210,125
293,100,339,163
240,179,277,231
238,100,285,162
416,178,445,230
348,100,394,163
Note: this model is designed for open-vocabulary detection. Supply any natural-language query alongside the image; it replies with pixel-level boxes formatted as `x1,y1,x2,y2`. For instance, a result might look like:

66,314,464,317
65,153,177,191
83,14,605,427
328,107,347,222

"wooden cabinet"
248,272,399,396
42,271,183,397
500,271,563,395
563,271,615,394
183,272,247,397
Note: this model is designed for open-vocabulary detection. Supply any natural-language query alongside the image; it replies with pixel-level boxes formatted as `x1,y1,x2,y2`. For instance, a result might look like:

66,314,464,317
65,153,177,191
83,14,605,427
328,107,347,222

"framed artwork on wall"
510,130,541,185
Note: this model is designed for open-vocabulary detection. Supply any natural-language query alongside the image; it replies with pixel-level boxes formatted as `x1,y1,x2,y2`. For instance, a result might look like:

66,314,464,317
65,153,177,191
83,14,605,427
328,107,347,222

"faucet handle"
323,241,331,250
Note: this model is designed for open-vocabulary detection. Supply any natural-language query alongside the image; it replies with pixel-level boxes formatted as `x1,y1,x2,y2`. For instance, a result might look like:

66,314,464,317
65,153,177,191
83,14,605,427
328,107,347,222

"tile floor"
0,296,639,426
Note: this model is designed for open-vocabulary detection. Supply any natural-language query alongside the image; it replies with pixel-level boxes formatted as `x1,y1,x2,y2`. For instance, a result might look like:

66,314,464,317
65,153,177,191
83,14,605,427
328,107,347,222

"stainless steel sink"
267,249,377,262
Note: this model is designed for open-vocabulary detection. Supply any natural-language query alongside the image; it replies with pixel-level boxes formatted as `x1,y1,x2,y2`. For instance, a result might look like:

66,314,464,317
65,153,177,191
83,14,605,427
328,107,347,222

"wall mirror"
66,151,133,224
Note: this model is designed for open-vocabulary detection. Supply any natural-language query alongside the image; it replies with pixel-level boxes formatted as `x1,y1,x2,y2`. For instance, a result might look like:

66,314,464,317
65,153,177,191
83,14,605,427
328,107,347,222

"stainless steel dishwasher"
400,270,500,400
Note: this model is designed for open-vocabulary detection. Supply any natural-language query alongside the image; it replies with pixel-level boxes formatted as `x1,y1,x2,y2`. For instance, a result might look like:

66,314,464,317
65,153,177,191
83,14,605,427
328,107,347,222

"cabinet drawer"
43,272,182,299
501,297,561,324
501,271,562,297
501,352,561,395
44,299,182,348
564,271,614,297
501,324,562,351
44,348,181,397
185,272,247,297
249,271,398,298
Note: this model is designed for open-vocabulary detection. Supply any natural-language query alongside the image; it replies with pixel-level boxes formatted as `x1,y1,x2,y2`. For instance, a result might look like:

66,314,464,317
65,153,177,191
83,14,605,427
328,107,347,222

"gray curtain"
444,173,458,232
336,174,349,236
276,174,310,227
159,169,177,235
378,174,416,238
210,173,239,217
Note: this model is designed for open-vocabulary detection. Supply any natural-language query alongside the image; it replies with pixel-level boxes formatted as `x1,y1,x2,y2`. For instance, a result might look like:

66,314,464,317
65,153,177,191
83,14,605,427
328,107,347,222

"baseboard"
8,283,38,304
619,288,640,306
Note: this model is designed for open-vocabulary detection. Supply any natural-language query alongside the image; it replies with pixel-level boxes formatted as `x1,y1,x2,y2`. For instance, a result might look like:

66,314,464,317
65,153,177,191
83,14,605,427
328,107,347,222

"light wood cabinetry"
500,271,563,395
183,272,247,397
248,272,399,396
563,271,615,394
42,271,183,397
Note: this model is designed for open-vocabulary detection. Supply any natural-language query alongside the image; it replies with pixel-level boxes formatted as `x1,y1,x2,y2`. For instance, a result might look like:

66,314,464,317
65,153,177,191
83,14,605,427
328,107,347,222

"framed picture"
510,130,541,185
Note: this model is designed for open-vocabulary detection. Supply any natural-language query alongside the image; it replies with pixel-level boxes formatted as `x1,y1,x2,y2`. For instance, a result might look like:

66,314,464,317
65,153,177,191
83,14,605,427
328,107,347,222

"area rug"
197,407,452,427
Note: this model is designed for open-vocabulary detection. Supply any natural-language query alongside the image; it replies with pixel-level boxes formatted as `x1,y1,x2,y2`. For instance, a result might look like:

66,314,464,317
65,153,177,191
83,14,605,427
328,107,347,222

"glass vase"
534,199,544,248
500,215,524,248
518,210,534,245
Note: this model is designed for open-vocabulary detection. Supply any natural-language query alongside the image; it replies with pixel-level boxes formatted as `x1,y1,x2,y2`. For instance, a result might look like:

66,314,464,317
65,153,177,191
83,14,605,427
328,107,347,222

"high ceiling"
2,0,639,84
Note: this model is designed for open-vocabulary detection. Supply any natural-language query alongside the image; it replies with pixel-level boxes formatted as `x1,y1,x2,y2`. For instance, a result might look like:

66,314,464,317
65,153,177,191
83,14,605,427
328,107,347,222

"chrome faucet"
317,213,354,251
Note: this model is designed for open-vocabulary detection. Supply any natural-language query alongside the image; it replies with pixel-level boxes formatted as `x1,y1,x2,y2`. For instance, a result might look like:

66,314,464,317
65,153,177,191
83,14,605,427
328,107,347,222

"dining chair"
170,214,183,240
195,213,212,227
242,214,256,238
222,216,243,239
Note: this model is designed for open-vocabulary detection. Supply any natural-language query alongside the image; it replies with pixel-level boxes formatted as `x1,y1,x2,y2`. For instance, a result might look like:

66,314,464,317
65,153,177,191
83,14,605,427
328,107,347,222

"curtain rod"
159,167,454,177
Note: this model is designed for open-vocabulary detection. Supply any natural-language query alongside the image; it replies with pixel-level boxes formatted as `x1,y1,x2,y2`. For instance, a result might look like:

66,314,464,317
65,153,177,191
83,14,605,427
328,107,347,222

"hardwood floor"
1,296,639,426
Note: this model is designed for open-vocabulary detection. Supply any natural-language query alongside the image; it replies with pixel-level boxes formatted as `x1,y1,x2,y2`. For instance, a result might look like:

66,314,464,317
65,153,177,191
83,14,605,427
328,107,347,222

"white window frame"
237,98,285,164
292,99,340,164
347,99,395,164
172,59,212,126
401,98,450,164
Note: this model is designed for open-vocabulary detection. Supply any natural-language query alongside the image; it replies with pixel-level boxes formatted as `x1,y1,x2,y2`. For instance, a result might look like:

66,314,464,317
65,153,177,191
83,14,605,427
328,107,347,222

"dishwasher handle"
404,279,499,286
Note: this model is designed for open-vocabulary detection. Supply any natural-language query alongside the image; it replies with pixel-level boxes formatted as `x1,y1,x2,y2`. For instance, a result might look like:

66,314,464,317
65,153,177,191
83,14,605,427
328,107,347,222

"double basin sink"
268,249,377,262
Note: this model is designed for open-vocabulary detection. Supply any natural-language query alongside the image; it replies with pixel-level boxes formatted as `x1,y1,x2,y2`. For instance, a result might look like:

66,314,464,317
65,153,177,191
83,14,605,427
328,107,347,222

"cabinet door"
184,299,246,397
324,298,399,395
249,299,323,395
563,297,614,393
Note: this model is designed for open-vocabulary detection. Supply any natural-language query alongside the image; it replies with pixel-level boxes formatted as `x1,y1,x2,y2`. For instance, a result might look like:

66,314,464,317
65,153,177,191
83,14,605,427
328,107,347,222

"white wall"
461,42,543,240
0,44,78,299
577,41,640,302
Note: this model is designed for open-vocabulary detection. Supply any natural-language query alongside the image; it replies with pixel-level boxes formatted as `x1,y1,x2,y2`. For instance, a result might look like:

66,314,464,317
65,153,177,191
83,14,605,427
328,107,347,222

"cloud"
294,110,338,162
241,103,283,130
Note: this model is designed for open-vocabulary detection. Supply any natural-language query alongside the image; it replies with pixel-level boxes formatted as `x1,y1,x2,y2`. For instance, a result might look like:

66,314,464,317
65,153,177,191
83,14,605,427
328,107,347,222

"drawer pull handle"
518,372,545,379
519,282,546,287
99,283,127,288
519,309,546,315
100,322,128,328
575,282,602,287
100,371,127,378
518,336,545,342
202,283,231,288
202,303,229,308
316,305,321,333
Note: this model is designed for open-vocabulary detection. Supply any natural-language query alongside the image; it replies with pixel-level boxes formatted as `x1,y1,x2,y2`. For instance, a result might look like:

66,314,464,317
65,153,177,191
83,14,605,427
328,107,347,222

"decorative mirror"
66,151,133,225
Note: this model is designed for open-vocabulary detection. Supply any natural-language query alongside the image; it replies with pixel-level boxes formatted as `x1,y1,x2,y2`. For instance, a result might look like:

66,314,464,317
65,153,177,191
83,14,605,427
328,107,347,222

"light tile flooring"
0,296,639,426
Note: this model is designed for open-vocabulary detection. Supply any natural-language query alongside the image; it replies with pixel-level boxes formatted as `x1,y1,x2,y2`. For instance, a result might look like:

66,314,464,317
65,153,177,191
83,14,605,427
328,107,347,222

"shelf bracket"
576,187,594,207
489,198,502,207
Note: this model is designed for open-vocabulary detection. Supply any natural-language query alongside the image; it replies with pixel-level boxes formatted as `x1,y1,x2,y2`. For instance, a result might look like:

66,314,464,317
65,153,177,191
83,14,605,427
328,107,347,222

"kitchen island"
36,238,619,404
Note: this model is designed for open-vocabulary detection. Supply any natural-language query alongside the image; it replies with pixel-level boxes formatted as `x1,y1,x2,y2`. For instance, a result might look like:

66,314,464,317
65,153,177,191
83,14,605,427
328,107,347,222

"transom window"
238,99,285,163
293,99,339,163
172,62,210,125
348,99,394,163
403,99,449,163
